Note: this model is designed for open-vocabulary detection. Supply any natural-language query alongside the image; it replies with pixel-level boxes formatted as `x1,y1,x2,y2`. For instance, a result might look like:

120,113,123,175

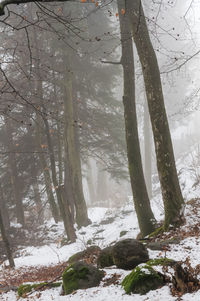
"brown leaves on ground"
102,273,121,287
150,198,200,245
170,258,200,297
0,262,68,291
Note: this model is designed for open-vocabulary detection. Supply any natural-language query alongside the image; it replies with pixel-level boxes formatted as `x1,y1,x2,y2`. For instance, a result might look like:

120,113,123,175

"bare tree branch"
101,60,121,65
0,0,75,16
161,49,200,74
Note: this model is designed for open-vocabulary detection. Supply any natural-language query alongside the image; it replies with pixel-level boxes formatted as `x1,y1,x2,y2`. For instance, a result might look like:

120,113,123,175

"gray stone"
112,239,149,270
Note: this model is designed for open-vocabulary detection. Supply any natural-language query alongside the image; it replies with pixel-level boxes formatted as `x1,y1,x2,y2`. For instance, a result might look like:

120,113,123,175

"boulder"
68,246,101,264
112,239,149,270
97,246,114,268
122,265,165,295
62,261,104,295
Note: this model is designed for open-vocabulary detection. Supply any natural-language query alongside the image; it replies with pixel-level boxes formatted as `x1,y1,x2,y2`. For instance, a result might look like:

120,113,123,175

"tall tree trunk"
43,117,77,242
5,121,25,226
0,181,10,230
35,120,60,223
144,97,152,199
86,159,96,206
33,28,76,241
127,0,184,229
0,208,15,268
63,65,91,228
32,182,43,222
118,0,156,236
96,162,108,206
57,120,64,186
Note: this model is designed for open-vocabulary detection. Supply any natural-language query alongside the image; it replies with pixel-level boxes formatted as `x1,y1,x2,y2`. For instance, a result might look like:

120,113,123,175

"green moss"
148,226,164,238
97,248,114,268
62,265,89,295
120,230,128,237
18,282,61,297
122,265,164,295
146,258,175,267
68,253,78,264
18,284,33,297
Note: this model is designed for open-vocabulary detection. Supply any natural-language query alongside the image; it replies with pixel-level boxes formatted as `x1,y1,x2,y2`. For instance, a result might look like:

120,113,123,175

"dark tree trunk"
35,123,60,223
0,182,10,230
0,208,15,268
33,28,76,240
63,64,91,228
127,0,184,229
144,97,152,199
43,117,77,242
5,121,25,226
118,0,156,236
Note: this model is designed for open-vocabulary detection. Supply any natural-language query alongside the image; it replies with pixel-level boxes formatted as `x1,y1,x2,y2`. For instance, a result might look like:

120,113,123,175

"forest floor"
1,148,200,300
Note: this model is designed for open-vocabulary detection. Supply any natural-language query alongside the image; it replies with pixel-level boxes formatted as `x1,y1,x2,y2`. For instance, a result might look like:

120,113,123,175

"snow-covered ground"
1,145,200,300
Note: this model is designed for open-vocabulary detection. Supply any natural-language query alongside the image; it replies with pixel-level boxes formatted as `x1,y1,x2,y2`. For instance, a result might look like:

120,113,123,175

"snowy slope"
1,146,200,300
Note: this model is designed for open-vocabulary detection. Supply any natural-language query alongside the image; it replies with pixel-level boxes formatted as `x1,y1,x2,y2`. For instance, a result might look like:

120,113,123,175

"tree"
126,0,185,229
117,0,156,236
0,208,15,267
0,0,185,232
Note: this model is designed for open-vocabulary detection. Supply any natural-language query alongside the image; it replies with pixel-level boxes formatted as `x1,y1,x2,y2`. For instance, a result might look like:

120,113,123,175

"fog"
0,0,200,273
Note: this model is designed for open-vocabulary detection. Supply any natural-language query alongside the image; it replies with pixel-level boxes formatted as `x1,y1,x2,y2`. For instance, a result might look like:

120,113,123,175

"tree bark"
118,0,156,236
144,97,152,199
127,0,184,229
43,117,77,242
5,121,25,226
33,28,76,240
0,208,15,268
86,159,96,206
0,181,10,230
35,120,60,223
96,162,108,206
63,64,91,228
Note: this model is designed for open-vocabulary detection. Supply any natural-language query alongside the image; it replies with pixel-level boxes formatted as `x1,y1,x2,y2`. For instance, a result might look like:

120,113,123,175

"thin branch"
0,151,48,155
161,49,200,74
101,60,121,65
0,0,75,16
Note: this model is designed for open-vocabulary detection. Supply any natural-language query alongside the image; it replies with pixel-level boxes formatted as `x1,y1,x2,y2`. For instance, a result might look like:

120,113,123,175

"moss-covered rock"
112,239,149,270
122,265,164,295
146,258,176,267
18,282,61,297
97,246,114,268
68,246,101,264
62,261,104,295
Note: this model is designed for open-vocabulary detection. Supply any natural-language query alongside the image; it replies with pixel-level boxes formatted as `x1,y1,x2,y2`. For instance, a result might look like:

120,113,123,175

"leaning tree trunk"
0,208,15,268
63,64,91,228
126,0,184,229
118,0,156,236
